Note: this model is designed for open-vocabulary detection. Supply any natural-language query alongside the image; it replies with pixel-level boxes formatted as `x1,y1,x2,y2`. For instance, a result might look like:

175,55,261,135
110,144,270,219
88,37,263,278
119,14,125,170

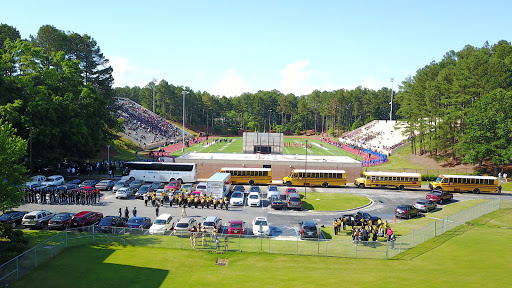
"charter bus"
354,171,422,190
219,167,272,185
283,169,346,187
429,174,500,194
122,162,197,183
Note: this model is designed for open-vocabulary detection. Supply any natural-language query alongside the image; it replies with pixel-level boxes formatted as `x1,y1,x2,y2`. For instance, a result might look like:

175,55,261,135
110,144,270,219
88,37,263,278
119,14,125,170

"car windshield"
269,186,278,191
52,215,67,220
176,223,189,228
254,220,267,226
271,196,281,201
197,185,206,190
154,219,166,225
415,201,426,205
290,198,300,202
129,218,143,224
304,225,316,232
72,218,82,223
99,218,114,225
250,187,259,192
232,192,243,198
287,189,296,193
230,223,242,228
430,192,441,196
0,214,13,220
24,215,36,220
435,176,443,183
203,221,214,226
116,181,126,186
249,194,258,199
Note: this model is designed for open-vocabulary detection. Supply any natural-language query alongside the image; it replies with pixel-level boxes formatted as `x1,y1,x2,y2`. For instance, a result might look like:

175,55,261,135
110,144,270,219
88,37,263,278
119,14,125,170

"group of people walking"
143,190,230,211
23,186,100,205
333,217,396,248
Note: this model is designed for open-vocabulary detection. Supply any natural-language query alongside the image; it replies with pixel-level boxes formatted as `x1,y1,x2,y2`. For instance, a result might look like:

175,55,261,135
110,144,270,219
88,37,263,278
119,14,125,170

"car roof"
302,221,316,226
254,217,267,221
73,211,93,217
230,220,243,224
156,213,172,220
177,217,193,222
288,193,300,197
204,216,218,221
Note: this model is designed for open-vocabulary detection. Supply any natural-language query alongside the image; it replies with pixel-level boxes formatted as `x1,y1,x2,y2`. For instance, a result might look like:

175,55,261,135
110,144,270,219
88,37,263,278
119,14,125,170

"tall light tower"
389,77,394,121
304,139,308,200
182,91,189,154
268,109,272,153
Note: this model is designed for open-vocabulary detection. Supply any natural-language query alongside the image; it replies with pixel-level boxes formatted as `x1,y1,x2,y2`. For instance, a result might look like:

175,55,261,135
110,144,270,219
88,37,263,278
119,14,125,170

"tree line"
0,23,118,169
396,40,512,168
114,82,397,137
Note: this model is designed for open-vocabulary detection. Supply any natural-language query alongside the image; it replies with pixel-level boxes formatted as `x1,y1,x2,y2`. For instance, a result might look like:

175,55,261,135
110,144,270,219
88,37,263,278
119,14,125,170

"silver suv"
173,217,198,234
201,216,222,233
22,210,56,229
286,193,303,210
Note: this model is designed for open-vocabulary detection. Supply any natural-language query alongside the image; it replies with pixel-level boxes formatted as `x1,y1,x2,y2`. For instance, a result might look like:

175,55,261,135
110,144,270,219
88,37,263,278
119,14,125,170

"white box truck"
207,172,232,199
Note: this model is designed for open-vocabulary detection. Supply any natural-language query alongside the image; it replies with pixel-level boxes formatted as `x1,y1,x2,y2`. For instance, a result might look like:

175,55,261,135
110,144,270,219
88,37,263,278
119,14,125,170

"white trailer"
207,173,232,199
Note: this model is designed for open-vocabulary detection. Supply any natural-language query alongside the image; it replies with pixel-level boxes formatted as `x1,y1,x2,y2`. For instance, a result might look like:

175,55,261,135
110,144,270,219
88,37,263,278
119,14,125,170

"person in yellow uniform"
201,196,205,209
219,197,224,210
336,218,342,232
342,216,347,230
194,195,200,208
333,218,339,235
213,198,218,210
224,196,229,211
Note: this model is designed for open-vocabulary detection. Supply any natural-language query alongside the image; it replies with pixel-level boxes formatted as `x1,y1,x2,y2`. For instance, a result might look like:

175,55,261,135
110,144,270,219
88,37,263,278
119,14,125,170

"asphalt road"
17,184,512,237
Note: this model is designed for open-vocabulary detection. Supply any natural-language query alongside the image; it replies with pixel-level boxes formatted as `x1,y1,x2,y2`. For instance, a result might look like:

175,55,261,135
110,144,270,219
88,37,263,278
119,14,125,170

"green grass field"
12,207,512,288
172,137,363,160
300,192,369,211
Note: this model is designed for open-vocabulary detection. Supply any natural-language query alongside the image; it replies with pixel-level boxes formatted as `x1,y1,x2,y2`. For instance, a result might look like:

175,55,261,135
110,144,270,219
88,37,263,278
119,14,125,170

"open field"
300,192,369,211
170,137,362,160
12,207,512,288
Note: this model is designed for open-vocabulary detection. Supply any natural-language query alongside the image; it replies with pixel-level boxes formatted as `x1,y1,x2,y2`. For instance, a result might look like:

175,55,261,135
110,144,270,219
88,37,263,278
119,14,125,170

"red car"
285,187,297,196
426,190,453,204
228,220,244,235
165,180,181,191
70,211,103,229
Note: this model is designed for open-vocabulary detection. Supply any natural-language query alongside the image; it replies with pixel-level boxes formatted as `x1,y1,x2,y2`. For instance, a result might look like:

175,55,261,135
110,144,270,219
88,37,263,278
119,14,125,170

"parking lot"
14,182,512,237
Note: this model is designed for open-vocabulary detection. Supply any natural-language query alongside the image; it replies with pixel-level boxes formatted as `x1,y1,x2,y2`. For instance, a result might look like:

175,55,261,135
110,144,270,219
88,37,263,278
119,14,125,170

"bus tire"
322,182,328,188
170,178,175,182
249,180,255,185
177,178,183,184
129,177,135,181
358,183,365,189
286,181,292,186
473,188,480,194
399,185,405,190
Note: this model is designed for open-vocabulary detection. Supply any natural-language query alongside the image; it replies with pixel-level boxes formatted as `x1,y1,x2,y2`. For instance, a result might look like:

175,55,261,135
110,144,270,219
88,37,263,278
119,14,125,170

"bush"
0,224,29,264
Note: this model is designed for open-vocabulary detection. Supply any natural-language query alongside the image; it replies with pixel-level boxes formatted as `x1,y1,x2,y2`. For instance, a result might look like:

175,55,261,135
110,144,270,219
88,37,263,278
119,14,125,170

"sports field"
12,208,512,288
174,137,363,160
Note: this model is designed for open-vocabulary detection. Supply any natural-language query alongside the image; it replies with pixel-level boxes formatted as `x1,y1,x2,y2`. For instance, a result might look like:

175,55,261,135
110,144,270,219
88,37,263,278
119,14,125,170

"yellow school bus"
429,174,500,194
283,169,346,187
220,167,272,185
354,171,422,190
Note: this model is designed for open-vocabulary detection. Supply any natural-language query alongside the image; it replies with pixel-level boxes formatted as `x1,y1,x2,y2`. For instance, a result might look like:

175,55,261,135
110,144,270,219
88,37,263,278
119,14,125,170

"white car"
247,191,261,207
181,183,193,193
40,175,65,187
25,175,46,188
22,210,56,229
149,213,174,235
267,185,280,200
252,217,270,236
229,191,245,206
116,187,134,199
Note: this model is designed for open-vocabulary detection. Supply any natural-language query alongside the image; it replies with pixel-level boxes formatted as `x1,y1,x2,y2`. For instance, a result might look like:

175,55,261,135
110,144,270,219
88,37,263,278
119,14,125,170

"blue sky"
2,1,510,96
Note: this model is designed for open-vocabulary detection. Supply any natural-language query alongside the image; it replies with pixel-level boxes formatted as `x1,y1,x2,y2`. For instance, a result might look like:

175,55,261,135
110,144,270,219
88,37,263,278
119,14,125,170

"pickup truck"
426,190,453,204
342,211,381,226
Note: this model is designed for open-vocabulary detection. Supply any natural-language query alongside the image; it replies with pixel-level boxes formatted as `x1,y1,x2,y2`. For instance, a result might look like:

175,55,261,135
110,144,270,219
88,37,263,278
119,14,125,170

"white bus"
122,162,197,183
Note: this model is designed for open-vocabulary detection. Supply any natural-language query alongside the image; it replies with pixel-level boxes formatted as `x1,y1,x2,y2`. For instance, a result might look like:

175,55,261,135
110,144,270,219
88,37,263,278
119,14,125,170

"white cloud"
108,55,160,87
279,60,327,95
209,69,249,97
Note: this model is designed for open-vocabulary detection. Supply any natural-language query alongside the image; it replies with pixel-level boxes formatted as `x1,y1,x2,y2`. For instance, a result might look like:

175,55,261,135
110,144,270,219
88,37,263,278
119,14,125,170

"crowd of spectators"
115,98,184,147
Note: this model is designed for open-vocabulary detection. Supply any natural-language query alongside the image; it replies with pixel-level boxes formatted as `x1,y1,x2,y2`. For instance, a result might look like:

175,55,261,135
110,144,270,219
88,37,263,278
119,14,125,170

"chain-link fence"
0,199,502,286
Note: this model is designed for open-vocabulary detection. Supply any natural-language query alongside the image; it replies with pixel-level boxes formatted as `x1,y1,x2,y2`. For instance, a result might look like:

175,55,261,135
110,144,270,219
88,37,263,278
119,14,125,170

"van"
286,193,303,210
22,210,56,229
149,213,174,235
25,175,46,188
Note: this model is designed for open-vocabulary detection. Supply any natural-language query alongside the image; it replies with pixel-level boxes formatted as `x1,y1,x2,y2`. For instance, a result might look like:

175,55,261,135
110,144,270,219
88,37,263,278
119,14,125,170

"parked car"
285,187,297,196
125,217,152,229
135,184,152,199
40,175,65,187
342,211,381,226
97,216,126,233
299,221,318,239
116,187,135,199
228,220,245,235
286,193,303,210
267,185,279,199
149,214,174,234
150,182,163,190
165,180,181,191
249,186,261,194
25,175,46,189
395,205,419,219
22,210,56,229
0,211,28,228
229,191,245,206
67,179,82,185
414,199,437,212
174,217,198,234
95,180,116,191
233,185,245,193
193,182,206,194
113,180,130,192
70,211,103,228
270,195,285,210
201,216,222,233
181,183,194,193
48,212,75,230
80,180,99,188
252,217,270,236
426,190,453,204
129,182,144,193
247,191,262,207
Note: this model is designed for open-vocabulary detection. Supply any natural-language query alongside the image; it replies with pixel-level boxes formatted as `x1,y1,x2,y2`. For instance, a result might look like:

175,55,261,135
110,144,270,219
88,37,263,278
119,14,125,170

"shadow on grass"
12,245,169,288
299,194,315,210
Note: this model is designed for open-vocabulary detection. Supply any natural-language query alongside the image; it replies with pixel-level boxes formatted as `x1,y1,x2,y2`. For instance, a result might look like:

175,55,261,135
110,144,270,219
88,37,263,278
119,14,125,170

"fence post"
50,236,53,257
268,236,270,254
296,234,299,255
92,225,95,243
355,242,358,258
16,256,19,280
65,229,68,247
124,228,126,246
34,247,37,267
434,221,436,237
385,240,388,260
398,237,402,254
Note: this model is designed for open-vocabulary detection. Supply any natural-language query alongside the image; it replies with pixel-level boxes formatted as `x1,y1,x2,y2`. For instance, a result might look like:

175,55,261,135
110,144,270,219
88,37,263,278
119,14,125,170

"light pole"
182,91,189,155
304,139,308,200
26,127,33,173
107,145,110,168
268,109,272,153
389,77,394,121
